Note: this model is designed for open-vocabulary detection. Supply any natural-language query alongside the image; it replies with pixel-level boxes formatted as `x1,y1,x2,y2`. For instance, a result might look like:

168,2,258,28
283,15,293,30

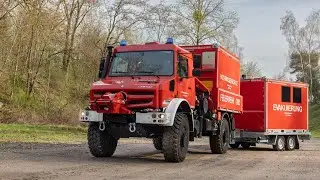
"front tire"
152,137,162,150
210,117,230,154
88,122,118,157
162,113,189,162
273,136,285,151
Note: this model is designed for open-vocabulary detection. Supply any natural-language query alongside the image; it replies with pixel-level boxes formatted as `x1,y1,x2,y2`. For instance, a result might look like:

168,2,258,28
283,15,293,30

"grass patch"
0,123,87,143
310,105,320,136
311,131,320,138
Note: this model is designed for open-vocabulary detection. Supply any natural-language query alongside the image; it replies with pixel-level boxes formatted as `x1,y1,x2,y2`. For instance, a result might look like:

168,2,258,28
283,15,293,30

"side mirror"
98,45,114,79
98,57,106,78
193,55,201,69
192,69,201,77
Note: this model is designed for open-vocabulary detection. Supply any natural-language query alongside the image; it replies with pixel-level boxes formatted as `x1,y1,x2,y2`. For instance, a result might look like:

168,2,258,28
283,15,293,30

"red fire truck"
233,78,311,150
79,38,242,162
79,38,311,163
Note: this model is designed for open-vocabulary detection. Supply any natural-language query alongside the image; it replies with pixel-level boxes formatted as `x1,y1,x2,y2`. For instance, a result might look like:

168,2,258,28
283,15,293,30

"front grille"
91,90,155,110
126,92,155,109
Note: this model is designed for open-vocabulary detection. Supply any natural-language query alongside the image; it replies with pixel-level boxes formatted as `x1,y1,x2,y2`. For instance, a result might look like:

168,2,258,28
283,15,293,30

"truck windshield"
109,51,174,76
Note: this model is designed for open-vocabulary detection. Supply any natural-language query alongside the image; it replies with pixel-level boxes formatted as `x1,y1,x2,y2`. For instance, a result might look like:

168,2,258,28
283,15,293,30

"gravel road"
0,138,319,180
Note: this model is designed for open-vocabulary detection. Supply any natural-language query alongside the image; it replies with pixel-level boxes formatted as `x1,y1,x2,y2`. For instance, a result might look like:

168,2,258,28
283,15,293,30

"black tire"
273,136,285,151
153,137,163,150
285,136,296,151
209,118,230,154
162,113,189,162
88,122,118,157
229,143,240,149
295,137,300,149
241,142,250,149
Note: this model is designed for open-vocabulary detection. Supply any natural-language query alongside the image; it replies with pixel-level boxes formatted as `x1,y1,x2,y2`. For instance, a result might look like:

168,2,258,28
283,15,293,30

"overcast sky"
226,0,320,77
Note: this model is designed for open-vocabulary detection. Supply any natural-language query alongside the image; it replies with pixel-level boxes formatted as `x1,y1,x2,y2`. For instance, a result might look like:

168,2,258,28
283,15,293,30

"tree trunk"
62,17,71,71
26,25,35,97
308,53,313,101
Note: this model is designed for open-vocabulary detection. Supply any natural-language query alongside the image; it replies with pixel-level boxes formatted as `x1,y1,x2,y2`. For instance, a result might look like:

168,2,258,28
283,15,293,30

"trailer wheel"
209,118,230,154
162,113,189,162
229,143,240,149
152,137,162,150
285,136,296,151
273,136,285,151
241,143,250,149
88,122,118,157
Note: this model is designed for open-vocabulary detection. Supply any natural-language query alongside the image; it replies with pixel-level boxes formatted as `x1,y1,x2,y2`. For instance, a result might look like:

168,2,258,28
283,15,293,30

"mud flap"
229,131,236,144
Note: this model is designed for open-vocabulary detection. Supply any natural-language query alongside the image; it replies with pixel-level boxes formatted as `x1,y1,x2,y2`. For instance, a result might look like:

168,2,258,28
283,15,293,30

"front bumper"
135,112,171,125
79,110,171,126
79,110,103,122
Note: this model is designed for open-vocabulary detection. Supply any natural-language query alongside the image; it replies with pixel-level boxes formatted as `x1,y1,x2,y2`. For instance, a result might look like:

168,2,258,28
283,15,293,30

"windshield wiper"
112,71,127,73
137,71,155,74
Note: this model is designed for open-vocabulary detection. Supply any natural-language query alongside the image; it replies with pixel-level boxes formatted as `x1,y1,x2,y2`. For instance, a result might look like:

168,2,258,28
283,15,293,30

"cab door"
177,54,195,108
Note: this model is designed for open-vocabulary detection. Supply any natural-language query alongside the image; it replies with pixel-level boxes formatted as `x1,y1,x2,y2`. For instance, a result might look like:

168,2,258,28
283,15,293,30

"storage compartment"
234,78,308,133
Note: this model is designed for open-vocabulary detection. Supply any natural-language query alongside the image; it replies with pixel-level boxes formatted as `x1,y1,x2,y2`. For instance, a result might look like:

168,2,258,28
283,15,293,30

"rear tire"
241,142,250,149
210,117,230,154
285,136,296,151
152,137,162,150
162,113,189,162
88,122,118,157
229,143,240,149
273,136,285,151
295,137,300,149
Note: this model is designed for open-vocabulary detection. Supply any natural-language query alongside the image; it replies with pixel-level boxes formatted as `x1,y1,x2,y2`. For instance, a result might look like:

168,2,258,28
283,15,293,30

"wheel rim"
278,137,284,150
288,137,295,149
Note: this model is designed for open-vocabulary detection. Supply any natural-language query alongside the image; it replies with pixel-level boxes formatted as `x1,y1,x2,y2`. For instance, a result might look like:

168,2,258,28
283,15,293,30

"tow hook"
129,123,136,133
99,121,105,131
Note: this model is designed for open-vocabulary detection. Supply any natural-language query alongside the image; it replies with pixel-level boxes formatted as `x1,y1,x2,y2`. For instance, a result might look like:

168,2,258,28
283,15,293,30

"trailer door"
267,82,308,131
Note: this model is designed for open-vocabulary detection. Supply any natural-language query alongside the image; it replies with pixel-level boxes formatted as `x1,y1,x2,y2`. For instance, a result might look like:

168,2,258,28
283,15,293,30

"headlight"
158,114,165,119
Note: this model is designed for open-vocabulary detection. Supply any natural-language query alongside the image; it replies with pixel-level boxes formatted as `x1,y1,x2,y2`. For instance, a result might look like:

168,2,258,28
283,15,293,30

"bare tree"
241,60,262,78
301,10,320,100
280,11,306,82
60,0,93,71
145,0,174,42
281,10,320,101
0,0,21,20
172,0,239,45
100,0,148,47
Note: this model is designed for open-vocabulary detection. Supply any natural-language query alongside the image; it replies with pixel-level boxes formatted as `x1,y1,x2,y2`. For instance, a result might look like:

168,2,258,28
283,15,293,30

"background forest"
0,0,319,134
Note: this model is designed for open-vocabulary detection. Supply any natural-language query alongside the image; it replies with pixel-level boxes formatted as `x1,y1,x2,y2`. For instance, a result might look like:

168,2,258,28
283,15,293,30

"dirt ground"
0,138,319,180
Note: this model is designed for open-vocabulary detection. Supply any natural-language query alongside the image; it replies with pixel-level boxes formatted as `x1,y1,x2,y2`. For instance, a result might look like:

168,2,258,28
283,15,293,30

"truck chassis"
231,130,311,150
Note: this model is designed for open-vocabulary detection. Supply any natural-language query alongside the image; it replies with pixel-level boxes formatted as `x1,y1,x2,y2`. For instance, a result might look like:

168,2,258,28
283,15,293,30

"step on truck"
232,78,311,150
79,38,243,162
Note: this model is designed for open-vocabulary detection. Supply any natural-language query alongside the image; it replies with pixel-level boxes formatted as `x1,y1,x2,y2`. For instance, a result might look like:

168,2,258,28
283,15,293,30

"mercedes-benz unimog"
79,38,243,162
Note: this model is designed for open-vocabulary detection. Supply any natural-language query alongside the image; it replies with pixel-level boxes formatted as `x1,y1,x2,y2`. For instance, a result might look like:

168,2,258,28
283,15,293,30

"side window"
293,87,302,103
202,51,216,69
178,55,188,77
193,54,201,68
281,86,291,102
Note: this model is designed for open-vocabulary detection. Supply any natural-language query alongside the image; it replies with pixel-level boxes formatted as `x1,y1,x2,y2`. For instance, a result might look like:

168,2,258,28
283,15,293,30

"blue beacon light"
120,40,127,46
166,37,174,44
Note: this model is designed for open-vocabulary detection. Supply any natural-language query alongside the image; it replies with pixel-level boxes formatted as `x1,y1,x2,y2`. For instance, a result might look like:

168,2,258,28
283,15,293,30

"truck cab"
89,39,196,114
